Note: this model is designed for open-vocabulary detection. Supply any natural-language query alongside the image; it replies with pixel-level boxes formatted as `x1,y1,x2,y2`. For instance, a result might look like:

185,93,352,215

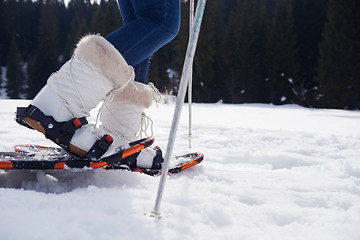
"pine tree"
67,0,87,22
6,36,24,99
64,0,89,59
104,0,122,35
27,0,59,98
64,14,81,59
174,0,189,70
218,0,268,103
293,0,327,107
315,0,360,109
0,67,2,88
99,0,107,12
192,0,219,102
216,0,237,27
76,16,89,39
55,0,68,59
171,0,191,96
217,9,238,103
1,0,19,66
248,0,270,103
0,0,7,65
265,0,299,105
91,8,106,35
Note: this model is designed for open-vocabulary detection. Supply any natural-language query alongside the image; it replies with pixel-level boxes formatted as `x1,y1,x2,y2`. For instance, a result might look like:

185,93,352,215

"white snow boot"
18,34,135,158
99,81,164,169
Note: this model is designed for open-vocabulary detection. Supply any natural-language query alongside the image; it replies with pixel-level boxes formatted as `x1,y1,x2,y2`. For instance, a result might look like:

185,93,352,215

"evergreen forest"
0,0,359,109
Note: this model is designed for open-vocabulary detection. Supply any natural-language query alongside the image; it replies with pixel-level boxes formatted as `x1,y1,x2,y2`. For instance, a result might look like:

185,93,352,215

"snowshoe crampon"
0,137,154,171
0,138,204,176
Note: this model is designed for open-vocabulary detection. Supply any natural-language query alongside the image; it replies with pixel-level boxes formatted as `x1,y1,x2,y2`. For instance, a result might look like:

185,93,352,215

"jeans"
106,0,180,83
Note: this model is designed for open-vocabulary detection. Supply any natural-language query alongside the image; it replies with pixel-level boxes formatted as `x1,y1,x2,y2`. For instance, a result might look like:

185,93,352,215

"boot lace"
137,83,160,138
95,68,136,129
148,82,161,106
96,81,160,141
137,112,154,139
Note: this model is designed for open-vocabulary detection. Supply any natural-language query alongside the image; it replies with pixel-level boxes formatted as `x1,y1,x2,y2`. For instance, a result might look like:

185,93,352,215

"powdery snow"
0,99,359,240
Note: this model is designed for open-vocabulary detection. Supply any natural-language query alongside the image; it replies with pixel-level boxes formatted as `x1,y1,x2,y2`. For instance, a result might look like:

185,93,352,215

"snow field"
0,99,360,240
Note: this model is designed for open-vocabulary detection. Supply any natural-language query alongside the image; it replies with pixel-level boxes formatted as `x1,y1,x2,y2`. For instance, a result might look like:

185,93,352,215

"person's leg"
133,57,150,83
98,0,178,166
106,0,180,69
116,0,152,83
118,0,136,25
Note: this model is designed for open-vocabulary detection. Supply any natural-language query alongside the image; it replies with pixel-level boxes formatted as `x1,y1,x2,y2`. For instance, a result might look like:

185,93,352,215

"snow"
0,99,360,240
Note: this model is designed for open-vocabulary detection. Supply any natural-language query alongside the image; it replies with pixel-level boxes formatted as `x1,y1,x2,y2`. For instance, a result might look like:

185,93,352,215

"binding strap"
120,145,164,170
17,105,87,148
16,105,112,159
151,146,164,170
86,134,113,160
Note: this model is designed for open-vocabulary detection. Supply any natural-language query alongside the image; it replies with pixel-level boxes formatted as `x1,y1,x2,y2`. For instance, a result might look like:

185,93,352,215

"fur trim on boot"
74,34,134,89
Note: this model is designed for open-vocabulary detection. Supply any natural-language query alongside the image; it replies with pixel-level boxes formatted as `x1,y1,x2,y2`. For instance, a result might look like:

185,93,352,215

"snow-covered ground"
0,99,359,240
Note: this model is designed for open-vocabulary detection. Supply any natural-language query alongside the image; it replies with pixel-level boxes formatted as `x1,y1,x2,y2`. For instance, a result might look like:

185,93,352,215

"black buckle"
151,147,164,170
16,107,33,129
86,134,114,160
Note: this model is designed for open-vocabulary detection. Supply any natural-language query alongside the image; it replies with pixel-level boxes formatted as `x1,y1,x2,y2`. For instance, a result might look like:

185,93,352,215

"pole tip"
144,210,168,220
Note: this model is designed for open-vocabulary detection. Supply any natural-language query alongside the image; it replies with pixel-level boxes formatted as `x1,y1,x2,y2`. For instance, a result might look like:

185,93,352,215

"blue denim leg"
118,0,136,25
106,0,180,83
116,0,151,83
133,57,150,83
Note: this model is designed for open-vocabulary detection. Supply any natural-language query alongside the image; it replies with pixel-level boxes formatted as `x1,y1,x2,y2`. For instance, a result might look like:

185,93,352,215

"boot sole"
23,117,88,157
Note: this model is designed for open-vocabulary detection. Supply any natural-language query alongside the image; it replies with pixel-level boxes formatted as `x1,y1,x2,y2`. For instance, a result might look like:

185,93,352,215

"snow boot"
19,34,135,159
99,81,164,169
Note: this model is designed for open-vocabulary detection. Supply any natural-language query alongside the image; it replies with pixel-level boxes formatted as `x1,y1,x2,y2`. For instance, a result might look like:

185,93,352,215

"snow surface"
0,99,360,240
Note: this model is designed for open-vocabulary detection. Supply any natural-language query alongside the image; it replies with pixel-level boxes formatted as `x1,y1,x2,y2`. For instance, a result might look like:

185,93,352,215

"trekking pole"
187,0,195,149
153,0,206,217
